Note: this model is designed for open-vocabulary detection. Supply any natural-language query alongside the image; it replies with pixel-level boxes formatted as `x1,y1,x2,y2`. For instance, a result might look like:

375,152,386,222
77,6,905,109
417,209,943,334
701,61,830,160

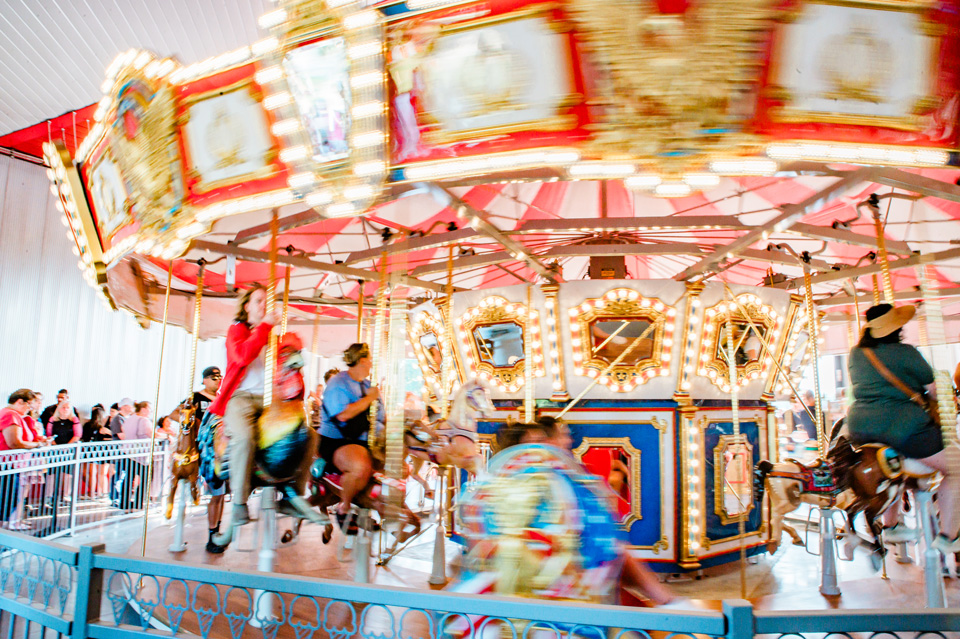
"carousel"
39,0,960,610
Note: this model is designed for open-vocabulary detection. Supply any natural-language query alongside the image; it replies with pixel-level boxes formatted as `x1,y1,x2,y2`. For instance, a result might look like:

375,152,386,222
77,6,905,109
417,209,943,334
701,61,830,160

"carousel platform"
84,502,959,630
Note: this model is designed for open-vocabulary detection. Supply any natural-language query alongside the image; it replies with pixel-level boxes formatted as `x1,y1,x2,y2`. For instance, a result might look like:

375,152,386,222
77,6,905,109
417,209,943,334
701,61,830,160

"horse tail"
754,460,774,502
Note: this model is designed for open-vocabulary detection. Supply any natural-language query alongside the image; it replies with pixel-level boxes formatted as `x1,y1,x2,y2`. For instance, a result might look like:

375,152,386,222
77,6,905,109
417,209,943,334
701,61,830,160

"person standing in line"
40,389,78,428
46,400,81,445
0,390,46,526
118,401,153,509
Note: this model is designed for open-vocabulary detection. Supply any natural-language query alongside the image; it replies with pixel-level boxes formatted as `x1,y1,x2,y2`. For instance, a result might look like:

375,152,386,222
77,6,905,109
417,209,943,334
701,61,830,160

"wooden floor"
118,506,960,638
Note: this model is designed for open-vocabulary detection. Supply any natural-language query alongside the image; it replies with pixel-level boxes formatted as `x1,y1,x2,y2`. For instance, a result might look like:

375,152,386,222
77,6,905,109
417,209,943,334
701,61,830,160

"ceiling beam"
344,228,480,264
869,167,960,204
513,216,747,234
424,184,560,283
775,246,960,289
233,208,321,245
787,222,912,254
190,239,452,294
673,169,871,281
817,286,960,308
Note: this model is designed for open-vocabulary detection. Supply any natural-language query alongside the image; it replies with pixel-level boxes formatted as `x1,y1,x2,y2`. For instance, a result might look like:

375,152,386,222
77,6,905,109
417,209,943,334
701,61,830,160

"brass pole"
871,205,895,304
441,246,456,418
524,286,534,423
140,261,173,561
311,307,322,391
264,211,279,409
357,280,364,343
280,265,291,337
724,318,747,600
369,251,389,444
186,262,205,397
802,264,826,458
850,279,862,335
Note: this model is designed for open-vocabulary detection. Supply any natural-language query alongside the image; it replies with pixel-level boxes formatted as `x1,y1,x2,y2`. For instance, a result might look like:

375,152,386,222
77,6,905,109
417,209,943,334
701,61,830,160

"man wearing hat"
319,343,383,532
847,303,960,551
188,366,228,553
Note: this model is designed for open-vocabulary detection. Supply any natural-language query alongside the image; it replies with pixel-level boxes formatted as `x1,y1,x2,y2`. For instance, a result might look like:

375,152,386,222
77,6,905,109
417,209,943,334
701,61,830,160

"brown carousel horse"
165,402,201,519
755,418,907,566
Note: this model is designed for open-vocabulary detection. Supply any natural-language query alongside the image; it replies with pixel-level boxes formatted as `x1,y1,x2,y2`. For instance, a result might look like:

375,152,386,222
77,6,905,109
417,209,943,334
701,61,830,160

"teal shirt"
847,343,939,457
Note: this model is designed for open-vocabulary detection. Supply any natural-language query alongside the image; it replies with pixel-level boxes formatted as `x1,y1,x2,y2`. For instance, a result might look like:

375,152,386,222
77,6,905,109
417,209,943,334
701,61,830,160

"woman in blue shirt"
319,343,382,530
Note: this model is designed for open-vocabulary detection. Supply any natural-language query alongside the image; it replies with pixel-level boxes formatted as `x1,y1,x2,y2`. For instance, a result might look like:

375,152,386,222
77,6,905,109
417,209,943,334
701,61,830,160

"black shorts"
318,437,368,473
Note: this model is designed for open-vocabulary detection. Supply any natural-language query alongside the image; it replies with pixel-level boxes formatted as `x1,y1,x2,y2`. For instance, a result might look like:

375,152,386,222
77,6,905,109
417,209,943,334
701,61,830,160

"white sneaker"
882,523,919,543
932,534,960,554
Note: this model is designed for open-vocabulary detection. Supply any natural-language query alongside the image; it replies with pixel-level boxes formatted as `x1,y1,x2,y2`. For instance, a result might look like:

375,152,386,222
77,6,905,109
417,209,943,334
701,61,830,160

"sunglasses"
206,374,222,380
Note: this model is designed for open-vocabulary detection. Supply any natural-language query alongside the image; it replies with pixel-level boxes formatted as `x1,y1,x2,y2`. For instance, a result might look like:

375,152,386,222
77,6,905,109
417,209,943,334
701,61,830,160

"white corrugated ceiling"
0,0,272,136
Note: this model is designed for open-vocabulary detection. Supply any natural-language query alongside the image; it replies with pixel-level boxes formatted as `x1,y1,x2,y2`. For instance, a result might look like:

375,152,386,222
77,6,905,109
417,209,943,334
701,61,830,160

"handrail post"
723,600,754,639
72,542,105,639
69,444,82,535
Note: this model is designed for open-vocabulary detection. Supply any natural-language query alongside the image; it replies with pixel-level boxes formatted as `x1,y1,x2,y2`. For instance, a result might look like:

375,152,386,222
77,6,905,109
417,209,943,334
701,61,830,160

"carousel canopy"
24,0,960,355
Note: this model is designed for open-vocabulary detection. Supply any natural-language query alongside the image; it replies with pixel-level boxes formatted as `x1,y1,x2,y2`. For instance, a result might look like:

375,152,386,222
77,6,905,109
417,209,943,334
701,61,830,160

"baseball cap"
119,397,134,408
202,366,222,379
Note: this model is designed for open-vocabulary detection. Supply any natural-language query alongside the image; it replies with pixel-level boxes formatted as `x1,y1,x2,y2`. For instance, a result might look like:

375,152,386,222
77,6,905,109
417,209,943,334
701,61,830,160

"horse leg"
189,470,200,506
165,472,178,520
782,521,804,547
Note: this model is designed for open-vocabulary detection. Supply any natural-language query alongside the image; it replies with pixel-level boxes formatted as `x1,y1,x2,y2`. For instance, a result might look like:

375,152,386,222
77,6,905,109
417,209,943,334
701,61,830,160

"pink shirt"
0,407,27,451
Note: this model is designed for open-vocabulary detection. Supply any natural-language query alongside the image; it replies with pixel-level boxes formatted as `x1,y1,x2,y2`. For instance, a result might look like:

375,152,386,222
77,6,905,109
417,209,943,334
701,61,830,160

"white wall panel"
0,156,224,418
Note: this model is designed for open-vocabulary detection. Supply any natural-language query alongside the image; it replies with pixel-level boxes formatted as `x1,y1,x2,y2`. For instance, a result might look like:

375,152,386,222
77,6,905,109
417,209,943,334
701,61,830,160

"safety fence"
0,528,959,639
0,440,170,540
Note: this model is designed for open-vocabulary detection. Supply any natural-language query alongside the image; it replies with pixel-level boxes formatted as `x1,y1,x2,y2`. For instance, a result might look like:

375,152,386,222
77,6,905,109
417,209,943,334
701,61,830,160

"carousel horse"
756,418,908,566
405,379,496,476
281,380,494,546
208,335,326,547
165,401,200,520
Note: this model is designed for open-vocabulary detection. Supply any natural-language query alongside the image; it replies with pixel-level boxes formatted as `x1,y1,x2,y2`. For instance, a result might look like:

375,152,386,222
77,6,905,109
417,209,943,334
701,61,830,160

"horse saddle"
856,443,937,479
780,458,838,493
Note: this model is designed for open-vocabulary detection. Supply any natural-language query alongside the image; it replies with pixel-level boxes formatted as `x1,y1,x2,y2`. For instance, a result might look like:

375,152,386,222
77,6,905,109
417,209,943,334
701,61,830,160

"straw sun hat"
865,303,916,338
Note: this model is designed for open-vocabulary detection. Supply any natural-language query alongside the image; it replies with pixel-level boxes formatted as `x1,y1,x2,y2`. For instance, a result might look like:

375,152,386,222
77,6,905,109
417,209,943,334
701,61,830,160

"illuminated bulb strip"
686,419,702,555
350,71,385,90
258,8,286,28
567,162,636,178
195,189,296,222
625,175,662,189
348,42,382,60
352,101,386,118
766,142,950,167
403,149,580,181
271,119,300,136
255,66,283,85
264,92,293,110
654,182,692,198
351,131,386,148
709,159,778,175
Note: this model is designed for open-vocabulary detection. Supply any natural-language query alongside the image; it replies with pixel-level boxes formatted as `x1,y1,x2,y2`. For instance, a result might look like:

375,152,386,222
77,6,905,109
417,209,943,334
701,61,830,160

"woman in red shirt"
207,284,278,527
0,389,45,525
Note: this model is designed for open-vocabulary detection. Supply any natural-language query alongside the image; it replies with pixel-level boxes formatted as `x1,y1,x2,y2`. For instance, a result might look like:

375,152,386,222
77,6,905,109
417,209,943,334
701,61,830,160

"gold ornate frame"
713,434,754,526
569,288,676,392
179,77,279,194
389,2,582,148
562,415,670,553
455,295,544,393
697,294,782,393
686,415,768,552
572,436,642,529
408,309,451,397
767,0,942,131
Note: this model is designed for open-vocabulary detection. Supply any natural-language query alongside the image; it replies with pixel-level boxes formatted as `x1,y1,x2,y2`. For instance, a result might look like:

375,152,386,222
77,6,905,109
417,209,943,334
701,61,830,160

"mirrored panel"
572,437,641,528
713,435,753,524
590,318,654,366
698,294,783,393
419,332,443,373
570,288,676,392
456,296,544,393
473,321,525,368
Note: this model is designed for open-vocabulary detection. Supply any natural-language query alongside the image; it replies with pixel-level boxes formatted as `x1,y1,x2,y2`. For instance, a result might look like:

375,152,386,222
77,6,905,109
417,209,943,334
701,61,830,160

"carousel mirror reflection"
714,435,753,524
418,332,443,373
572,437,641,527
472,321,525,368
590,318,654,365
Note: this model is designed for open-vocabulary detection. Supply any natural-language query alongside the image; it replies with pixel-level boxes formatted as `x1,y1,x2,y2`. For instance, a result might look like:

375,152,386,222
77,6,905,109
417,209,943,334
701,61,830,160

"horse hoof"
164,506,173,520
322,526,332,545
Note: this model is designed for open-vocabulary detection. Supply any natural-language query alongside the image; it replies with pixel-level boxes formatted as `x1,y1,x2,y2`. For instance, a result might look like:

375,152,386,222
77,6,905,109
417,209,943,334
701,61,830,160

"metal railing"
0,526,959,639
0,440,169,539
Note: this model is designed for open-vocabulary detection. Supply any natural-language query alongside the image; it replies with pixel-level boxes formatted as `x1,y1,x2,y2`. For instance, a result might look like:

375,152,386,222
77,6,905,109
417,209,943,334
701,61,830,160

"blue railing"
0,528,958,639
